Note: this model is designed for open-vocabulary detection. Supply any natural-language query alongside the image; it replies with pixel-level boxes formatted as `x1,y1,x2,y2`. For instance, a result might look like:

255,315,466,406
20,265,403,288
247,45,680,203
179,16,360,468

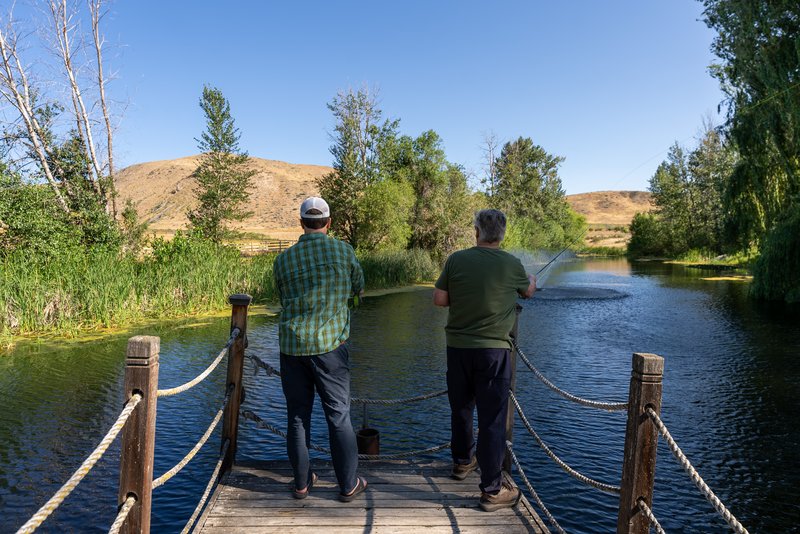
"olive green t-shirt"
435,247,530,349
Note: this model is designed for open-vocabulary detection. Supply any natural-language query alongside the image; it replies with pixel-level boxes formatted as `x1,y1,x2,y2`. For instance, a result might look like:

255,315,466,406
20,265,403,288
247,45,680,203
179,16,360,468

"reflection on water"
1,259,799,533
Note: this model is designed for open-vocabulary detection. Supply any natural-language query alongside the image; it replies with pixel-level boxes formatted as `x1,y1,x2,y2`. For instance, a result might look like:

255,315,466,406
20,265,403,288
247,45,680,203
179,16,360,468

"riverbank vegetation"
628,1,800,302
0,233,437,342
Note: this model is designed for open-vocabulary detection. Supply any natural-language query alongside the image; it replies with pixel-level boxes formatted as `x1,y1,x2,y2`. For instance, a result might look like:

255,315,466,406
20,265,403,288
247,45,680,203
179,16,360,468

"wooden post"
118,336,160,534
503,304,523,472
221,294,252,473
617,353,664,534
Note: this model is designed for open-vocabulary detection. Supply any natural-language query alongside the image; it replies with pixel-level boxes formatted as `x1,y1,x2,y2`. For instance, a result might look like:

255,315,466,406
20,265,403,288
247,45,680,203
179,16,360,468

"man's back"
273,232,363,356
436,247,529,349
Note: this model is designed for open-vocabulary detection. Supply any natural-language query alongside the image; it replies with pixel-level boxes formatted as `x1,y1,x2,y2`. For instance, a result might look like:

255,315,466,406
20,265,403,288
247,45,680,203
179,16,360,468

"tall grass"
0,243,437,339
358,249,438,289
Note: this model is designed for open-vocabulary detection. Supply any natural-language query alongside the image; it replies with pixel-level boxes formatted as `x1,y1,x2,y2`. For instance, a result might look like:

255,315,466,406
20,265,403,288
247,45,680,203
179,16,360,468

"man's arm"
519,274,537,299
433,288,450,307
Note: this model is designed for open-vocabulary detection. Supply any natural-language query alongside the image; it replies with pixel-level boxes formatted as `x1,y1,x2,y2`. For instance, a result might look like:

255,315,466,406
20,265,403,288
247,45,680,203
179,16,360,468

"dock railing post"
503,304,523,473
118,336,160,534
617,353,664,534
221,294,252,473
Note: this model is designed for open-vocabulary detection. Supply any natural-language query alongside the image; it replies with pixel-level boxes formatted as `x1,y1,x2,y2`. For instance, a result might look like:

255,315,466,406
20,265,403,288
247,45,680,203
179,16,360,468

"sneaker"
479,481,521,512
451,457,478,480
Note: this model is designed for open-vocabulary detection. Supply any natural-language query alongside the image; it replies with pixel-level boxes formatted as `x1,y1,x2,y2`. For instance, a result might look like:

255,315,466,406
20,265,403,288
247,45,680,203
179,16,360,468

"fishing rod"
534,226,591,278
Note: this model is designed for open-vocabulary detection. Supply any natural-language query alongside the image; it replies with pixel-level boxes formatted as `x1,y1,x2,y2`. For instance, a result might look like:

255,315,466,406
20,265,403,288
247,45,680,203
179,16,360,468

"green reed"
0,244,436,338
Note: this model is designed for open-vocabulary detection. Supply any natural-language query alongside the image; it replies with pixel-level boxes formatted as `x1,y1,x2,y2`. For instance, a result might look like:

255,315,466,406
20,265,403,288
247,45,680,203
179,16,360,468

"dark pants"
280,343,358,493
446,346,512,494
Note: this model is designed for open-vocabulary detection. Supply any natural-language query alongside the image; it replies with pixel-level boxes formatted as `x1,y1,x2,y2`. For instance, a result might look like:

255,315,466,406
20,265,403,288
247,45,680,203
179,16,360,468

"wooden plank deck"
197,460,549,533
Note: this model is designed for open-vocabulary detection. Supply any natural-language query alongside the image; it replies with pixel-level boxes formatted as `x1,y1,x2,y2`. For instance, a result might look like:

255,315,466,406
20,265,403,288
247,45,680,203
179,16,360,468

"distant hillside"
117,157,652,244
566,191,653,248
566,191,652,225
116,155,329,240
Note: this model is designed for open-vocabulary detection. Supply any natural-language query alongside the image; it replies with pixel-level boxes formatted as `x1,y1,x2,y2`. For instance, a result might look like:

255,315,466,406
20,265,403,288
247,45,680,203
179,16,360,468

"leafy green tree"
627,212,668,258
750,205,800,302
645,129,736,257
356,179,414,251
187,85,256,243
383,130,476,260
703,0,800,247
120,199,149,255
317,88,399,249
492,137,584,249
0,164,81,256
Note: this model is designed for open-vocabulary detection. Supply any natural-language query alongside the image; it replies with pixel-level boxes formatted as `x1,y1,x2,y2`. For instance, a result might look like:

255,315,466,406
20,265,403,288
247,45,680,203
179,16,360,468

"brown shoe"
451,457,478,480
479,481,521,512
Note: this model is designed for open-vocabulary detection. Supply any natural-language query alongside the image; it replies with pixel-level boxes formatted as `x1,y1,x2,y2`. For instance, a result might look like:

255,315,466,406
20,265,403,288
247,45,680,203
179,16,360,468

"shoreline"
1,283,434,353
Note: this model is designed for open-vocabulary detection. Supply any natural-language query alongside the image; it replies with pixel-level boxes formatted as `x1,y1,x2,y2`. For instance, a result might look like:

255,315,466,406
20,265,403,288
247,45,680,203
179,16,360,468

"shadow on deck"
197,460,549,534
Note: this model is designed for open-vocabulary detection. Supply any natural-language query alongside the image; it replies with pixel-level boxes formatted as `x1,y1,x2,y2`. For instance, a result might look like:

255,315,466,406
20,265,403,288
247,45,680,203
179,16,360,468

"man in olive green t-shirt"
433,209,536,512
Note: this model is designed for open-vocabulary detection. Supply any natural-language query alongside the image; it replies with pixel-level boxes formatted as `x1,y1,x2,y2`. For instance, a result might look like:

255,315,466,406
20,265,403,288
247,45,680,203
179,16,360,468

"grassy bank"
0,240,437,345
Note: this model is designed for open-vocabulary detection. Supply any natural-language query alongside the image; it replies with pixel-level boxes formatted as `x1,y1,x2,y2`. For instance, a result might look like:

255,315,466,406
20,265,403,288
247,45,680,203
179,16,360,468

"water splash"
508,248,577,286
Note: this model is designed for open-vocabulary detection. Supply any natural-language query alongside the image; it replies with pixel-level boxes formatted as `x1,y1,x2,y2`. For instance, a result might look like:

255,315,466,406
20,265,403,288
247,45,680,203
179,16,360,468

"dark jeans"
280,343,358,493
446,346,512,494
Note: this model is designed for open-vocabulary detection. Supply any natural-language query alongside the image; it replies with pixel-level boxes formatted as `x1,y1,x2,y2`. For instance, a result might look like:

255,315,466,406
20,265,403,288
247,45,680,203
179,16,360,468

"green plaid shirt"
273,232,364,356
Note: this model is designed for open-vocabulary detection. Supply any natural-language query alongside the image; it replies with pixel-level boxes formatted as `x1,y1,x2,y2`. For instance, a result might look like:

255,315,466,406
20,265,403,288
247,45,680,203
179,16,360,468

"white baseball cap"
300,197,330,218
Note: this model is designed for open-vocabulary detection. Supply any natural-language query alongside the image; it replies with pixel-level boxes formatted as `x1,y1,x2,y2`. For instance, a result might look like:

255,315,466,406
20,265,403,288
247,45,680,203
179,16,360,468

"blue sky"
102,1,723,194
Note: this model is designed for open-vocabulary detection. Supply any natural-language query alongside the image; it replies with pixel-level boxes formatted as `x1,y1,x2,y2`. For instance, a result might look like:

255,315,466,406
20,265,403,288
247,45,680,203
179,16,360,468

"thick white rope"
637,498,667,534
646,407,749,534
152,389,231,489
157,328,239,397
180,439,229,534
512,339,628,411
107,494,136,534
510,391,621,494
15,394,142,534
506,441,566,534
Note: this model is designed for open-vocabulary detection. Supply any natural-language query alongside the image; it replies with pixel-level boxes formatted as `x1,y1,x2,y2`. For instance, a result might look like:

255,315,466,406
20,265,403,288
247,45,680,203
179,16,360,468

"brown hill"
566,190,653,248
116,155,329,240
118,157,652,246
566,191,652,225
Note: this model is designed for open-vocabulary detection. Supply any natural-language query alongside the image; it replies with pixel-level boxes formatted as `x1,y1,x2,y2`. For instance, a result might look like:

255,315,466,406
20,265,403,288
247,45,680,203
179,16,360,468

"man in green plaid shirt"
273,197,367,502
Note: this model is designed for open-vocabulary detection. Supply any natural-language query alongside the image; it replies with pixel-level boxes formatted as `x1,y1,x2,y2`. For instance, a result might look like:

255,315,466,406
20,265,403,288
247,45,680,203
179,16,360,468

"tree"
703,0,800,244
187,85,255,243
317,87,399,249
645,129,737,257
627,212,668,258
0,0,118,218
491,137,583,249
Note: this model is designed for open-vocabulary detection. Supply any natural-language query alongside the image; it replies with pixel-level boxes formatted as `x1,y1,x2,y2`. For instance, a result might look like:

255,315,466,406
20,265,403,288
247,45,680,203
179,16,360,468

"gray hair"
474,209,507,243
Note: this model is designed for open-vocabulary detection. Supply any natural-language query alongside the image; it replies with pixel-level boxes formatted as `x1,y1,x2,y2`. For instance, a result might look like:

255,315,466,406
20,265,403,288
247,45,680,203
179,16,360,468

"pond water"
1,258,798,533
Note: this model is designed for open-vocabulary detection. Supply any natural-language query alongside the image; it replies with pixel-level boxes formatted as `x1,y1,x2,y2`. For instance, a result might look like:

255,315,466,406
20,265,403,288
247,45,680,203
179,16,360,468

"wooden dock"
196,460,549,533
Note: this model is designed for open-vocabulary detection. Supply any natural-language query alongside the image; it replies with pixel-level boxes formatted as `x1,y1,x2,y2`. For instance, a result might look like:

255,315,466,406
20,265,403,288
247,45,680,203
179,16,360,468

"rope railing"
247,352,280,377
107,494,136,534
646,407,749,534
506,441,566,534
351,389,448,405
152,386,233,489
512,339,628,411
509,391,621,494
180,439,230,534
157,328,240,397
15,394,143,534
637,498,666,534
248,352,448,406
241,409,451,460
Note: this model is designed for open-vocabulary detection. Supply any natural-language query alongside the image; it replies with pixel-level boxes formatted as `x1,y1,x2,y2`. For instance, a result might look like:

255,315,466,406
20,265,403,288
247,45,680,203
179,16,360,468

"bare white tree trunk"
0,21,70,213
48,0,105,204
90,0,116,218
481,131,500,198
